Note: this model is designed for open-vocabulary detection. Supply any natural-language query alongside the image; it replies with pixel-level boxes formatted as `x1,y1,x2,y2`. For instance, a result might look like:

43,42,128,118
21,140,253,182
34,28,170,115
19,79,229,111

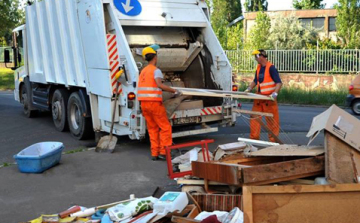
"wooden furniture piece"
191,156,324,186
242,184,360,223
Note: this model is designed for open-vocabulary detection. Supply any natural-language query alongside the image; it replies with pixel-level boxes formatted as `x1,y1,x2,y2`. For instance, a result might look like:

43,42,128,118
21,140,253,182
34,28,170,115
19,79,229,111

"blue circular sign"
114,0,142,17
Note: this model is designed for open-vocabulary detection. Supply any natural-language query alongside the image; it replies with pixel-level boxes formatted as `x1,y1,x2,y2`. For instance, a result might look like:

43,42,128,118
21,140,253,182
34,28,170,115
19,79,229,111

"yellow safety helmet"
142,44,160,59
251,50,261,55
252,49,267,58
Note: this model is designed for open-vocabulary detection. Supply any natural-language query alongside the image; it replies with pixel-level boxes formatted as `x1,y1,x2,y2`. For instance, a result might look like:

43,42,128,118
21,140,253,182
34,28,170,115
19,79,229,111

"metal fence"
0,47,13,63
226,49,360,74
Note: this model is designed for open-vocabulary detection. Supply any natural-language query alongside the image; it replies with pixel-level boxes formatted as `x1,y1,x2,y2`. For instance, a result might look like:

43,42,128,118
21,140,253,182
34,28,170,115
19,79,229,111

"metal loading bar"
173,87,273,101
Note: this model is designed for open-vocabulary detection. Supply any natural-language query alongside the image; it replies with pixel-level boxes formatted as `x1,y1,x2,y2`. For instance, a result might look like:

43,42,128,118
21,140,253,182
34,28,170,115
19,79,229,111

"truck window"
15,31,24,66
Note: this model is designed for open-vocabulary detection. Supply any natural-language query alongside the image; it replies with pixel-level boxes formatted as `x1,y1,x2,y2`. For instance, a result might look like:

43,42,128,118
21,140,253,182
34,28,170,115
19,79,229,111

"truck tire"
352,99,360,116
52,89,69,132
21,84,37,118
67,91,94,140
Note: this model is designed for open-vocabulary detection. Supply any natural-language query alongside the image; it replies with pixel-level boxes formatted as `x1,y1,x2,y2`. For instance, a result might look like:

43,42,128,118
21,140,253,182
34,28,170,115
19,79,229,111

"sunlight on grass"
0,68,14,90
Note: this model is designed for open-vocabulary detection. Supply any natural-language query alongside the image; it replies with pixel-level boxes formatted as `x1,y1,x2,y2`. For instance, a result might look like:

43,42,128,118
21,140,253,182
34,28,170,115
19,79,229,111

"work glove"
244,87,252,93
270,92,278,101
174,90,182,97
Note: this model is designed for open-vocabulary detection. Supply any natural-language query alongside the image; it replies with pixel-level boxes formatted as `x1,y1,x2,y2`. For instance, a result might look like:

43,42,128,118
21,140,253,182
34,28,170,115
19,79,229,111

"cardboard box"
307,104,360,151
176,100,204,111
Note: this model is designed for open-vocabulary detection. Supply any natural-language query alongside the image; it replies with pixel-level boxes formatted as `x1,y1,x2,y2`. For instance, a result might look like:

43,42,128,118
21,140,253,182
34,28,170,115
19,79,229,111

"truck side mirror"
4,49,10,63
18,52,22,63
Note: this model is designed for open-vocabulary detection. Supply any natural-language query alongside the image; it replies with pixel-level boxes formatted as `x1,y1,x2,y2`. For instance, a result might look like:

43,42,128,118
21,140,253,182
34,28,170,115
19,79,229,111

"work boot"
151,156,158,161
158,155,166,161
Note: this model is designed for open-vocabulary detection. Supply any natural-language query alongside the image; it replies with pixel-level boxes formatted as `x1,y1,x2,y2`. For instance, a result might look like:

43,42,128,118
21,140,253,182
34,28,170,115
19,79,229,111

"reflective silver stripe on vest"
138,87,162,91
138,94,162,98
261,87,276,93
260,81,275,87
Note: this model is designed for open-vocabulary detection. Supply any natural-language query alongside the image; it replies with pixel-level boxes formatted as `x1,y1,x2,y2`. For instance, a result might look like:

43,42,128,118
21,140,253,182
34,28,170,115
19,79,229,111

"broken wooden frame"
243,184,360,223
324,131,360,184
173,87,272,101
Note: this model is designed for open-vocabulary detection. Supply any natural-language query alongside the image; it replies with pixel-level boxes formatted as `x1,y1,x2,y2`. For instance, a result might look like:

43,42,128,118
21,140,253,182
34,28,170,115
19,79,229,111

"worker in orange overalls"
245,49,283,142
138,44,180,161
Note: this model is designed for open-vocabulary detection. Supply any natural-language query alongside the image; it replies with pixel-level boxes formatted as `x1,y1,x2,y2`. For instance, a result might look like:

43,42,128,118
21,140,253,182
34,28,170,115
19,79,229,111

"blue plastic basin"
13,142,64,173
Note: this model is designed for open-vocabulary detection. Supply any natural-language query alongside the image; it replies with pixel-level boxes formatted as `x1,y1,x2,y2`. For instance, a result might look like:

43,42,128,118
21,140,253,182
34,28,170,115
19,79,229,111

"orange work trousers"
141,101,172,156
249,99,280,142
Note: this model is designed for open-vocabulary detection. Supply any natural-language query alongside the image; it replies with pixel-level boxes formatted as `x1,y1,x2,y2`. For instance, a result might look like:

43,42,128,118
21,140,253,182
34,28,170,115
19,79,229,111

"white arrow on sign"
121,0,134,13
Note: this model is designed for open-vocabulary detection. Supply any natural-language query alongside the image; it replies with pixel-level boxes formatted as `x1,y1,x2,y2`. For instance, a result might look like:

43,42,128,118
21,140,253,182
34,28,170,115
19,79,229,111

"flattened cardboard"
248,145,324,157
306,105,360,151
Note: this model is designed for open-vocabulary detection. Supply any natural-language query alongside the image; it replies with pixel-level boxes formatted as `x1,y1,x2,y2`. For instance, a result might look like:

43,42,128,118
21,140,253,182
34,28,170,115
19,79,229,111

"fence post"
316,40,319,74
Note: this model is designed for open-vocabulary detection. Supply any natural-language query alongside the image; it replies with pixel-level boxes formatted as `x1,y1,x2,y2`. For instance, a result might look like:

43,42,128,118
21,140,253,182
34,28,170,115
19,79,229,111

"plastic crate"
13,142,64,173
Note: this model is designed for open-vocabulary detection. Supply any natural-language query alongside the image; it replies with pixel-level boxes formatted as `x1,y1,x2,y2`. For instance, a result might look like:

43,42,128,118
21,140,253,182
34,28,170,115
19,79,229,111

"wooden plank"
233,109,273,117
238,137,280,147
243,184,360,223
171,216,200,223
248,145,324,157
191,161,242,185
324,131,360,184
174,87,272,101
242,156,325,185
177,179,227,186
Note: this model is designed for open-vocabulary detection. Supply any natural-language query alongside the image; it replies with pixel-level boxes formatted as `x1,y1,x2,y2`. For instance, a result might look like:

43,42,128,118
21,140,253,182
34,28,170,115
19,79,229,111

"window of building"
300,17,325,30
329,17,336,31
312,18,325,30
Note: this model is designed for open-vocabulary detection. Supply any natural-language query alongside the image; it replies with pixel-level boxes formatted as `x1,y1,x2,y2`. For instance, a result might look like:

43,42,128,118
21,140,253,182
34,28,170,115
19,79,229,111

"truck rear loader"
4,0,237,140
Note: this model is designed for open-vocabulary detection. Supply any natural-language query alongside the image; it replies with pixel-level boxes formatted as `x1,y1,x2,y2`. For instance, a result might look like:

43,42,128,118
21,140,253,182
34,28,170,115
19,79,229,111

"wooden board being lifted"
243,184,360,223
173,87,272,101
248,145,325,157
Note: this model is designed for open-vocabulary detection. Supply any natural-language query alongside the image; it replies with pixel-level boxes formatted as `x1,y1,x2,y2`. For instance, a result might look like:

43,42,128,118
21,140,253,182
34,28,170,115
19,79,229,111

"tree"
244,0,268,12
335,0,360,48
267,14,318,49
293,0,325,9
209,0,243,49
0,0,24,45
245,11,271,49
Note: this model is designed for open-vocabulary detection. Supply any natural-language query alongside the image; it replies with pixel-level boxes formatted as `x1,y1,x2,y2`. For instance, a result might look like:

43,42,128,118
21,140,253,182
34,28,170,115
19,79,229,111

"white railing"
226,49,360,74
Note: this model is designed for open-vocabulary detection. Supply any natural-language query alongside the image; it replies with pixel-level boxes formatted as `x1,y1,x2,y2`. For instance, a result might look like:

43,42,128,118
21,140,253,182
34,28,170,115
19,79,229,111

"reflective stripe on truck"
107,34,122,94
169,106,224,119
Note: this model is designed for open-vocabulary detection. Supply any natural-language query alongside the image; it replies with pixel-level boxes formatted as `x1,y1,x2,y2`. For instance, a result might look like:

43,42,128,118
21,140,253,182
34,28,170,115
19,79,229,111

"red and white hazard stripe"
200,106,222,116
107,34,122,94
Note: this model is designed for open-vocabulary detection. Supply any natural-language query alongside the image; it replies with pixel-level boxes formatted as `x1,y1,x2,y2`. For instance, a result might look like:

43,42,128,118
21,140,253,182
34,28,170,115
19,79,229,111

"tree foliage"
293,0,325,9
245,12,271,49
244,0,268,12
209,0,243,49
335,0,360,48
0,0,24,45
267,14,318,49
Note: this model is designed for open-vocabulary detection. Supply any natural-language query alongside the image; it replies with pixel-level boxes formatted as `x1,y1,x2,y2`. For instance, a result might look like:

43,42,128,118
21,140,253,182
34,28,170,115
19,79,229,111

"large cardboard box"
176,100,204,111
307,104,360,151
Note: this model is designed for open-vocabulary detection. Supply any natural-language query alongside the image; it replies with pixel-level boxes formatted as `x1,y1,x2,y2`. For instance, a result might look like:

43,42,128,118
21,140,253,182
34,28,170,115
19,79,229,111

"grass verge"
237,83,347,106
0,68,14,90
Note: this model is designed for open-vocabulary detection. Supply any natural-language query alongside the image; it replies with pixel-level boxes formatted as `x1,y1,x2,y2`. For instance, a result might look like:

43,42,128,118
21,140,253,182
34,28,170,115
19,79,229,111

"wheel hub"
52,101,62,120
70,104,81,130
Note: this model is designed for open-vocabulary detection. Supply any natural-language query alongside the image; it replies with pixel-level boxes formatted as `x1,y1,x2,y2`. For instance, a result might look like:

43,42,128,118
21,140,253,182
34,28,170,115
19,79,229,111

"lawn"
0,68,14,90
237,82,347,107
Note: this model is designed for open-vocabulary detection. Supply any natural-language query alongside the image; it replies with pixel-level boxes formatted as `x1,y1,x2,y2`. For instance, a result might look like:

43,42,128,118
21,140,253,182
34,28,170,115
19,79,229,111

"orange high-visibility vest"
256,62,276,95
138,64,162,101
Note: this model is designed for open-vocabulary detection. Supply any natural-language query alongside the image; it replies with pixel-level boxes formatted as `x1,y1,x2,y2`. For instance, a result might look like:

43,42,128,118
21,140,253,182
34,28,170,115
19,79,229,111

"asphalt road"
0,90,340,163
0,90,357,221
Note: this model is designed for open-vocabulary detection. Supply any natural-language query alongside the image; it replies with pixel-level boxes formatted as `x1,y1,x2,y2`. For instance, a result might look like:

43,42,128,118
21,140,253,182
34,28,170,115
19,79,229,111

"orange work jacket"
138,64,162,101
256,62,276,95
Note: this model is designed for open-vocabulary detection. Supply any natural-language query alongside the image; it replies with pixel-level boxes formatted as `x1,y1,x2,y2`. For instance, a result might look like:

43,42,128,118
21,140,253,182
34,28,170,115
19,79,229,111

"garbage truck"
4,0,237,140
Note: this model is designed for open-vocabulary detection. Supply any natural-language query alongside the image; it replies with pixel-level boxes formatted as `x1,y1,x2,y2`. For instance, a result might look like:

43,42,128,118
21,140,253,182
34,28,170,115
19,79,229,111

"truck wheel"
21,84,37,118
67,91,94,140
52,89,69,132
352,100,360,116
